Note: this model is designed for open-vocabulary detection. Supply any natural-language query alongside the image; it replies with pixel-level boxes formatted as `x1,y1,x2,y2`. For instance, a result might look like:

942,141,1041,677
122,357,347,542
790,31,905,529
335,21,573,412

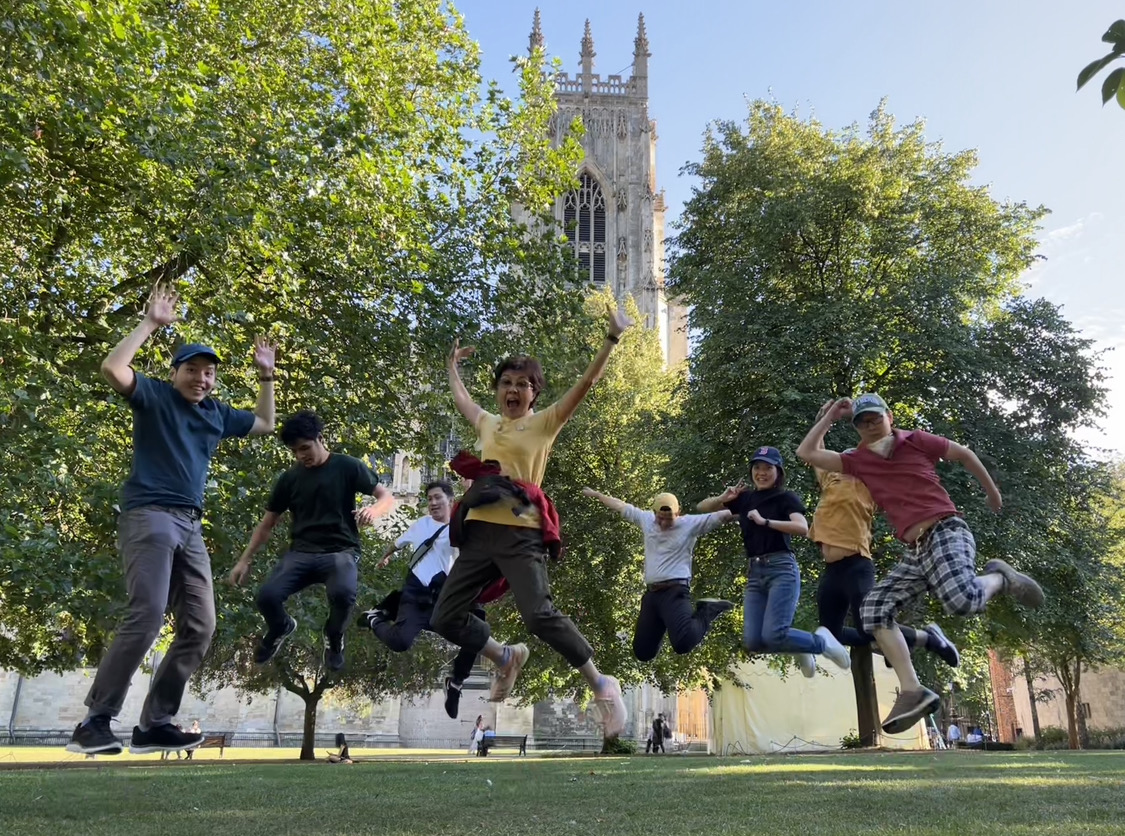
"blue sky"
456,1,1125,455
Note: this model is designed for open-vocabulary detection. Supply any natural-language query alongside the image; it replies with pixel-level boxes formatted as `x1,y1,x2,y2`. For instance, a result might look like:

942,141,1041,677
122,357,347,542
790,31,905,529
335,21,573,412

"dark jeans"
374,573,481,683
742,553,823,654
85,506,214,729
817,555,920,648
430,521,594,668
256,550,358,642
632,582,717,661
646,736,665,753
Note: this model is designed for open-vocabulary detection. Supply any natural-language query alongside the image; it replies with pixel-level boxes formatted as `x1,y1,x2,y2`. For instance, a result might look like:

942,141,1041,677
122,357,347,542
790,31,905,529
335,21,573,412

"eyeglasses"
498,379,535,391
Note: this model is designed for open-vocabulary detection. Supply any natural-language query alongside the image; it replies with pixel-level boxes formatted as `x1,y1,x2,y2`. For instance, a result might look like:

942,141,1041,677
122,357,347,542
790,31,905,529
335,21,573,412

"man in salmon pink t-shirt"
797,393,1044,736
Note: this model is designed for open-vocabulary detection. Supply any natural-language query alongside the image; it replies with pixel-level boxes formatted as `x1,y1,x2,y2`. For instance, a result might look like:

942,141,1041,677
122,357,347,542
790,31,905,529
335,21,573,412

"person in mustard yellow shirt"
430,308,633,738
808,404,960,670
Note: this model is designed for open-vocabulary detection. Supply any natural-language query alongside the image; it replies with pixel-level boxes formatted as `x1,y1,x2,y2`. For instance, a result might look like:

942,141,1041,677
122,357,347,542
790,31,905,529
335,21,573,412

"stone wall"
1008,663,1125,736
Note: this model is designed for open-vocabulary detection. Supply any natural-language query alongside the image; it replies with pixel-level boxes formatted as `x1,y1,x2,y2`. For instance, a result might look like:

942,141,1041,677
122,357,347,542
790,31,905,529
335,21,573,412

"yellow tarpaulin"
713,658,931,754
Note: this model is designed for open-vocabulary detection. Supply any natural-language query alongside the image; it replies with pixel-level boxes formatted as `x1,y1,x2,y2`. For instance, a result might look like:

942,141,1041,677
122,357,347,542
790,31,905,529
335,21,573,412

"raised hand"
816,399,835,421
718,480,748,504
986,489,1003,514
253,337,277,374
829,398,854,422
143,284,180,327
581,487,597,498
608,307,634,339
354,505,385,528
747,509,767,526
449,338,476,365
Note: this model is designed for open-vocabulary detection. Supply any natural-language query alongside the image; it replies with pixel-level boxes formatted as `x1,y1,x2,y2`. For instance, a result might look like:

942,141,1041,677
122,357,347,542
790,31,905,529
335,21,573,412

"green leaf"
1101,67,1125,104
1077,53,1117,90
1103,20,1125,50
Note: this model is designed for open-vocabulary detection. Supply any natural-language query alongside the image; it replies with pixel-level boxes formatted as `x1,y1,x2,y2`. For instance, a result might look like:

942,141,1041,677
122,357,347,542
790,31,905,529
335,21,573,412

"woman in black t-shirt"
699,447,850,677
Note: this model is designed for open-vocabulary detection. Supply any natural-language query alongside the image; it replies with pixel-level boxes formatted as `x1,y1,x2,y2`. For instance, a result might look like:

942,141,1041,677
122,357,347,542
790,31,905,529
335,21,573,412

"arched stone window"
563,173,607,283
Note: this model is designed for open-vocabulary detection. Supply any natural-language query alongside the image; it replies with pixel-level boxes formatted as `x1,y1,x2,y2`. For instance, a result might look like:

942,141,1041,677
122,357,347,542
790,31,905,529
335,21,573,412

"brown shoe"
881,687,940,735
489,643,529,702
984,559,1045,609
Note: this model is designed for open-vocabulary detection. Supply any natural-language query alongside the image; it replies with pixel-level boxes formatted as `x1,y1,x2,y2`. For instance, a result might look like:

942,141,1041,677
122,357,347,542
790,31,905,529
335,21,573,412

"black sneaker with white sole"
254,616,297,665
924,623,960,668
324,634,345,672
881,687,941,735
357,608,389,631
66,715,123,755
130,723,204,755
444,677,462,719
695,598,735,625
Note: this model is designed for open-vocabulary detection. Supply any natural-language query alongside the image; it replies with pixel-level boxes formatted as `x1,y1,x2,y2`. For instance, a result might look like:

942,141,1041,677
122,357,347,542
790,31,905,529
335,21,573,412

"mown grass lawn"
1,750,1123,836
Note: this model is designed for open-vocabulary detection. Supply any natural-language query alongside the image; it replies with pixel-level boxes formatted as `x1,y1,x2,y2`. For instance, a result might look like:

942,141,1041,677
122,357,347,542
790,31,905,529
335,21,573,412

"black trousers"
374,574,481,683
257,550,358,641
816,555,920,647
632,583,716,662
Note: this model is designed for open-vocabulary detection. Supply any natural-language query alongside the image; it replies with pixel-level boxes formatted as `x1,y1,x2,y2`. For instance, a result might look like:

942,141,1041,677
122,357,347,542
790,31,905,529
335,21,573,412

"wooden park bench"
477,733,528,757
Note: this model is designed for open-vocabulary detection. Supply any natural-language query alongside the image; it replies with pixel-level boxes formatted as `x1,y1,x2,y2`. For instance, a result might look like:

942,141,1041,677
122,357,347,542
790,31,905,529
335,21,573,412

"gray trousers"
84,506,215,729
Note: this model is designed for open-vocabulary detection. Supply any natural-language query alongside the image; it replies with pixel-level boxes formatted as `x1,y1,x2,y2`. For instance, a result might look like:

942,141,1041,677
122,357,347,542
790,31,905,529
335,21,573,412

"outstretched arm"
697,482,746,513
355,483,396,527
551,308,634,425
796,399,851,472
229,511,282,586
447,339,485,428
101,284,179,396
582,487,628,514
945,442,1003,513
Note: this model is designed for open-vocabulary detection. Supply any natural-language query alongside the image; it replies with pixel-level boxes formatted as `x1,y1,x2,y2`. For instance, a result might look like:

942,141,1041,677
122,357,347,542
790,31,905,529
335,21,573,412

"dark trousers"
645,735,665,753
374,574,481,683
256,550,358,641
817,555,919,647
632,583,715,661
430,521,594,668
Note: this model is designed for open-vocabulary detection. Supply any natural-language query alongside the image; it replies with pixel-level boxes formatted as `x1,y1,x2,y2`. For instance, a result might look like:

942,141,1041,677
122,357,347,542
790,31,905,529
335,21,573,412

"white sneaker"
795,653,816,678
593,675,628,739
815,626,851,670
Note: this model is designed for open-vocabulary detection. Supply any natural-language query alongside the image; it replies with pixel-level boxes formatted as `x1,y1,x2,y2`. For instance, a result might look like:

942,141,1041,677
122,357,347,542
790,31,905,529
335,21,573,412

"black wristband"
258,375,276,382
606,333,619,344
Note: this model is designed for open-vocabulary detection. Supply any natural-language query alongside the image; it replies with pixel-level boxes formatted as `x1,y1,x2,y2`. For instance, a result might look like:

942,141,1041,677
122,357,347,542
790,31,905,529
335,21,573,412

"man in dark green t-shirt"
230,411,395,670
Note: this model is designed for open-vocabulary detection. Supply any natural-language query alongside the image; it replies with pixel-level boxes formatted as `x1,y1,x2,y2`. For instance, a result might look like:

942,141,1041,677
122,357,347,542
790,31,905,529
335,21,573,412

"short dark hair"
493,356,545,406
424,480,454,498
279,410,324,447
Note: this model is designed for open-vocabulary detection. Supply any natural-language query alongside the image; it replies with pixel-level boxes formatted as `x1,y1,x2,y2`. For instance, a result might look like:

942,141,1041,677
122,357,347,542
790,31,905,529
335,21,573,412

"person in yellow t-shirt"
808,403,959,669
429,307,633,739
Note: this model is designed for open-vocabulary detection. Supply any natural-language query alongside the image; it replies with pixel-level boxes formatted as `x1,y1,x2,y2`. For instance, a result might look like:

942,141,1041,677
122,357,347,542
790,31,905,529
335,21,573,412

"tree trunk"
1056,658,1080,750
851,646,880,747
1022,658,1042,741
1074,662,1090,749
301,694,320,761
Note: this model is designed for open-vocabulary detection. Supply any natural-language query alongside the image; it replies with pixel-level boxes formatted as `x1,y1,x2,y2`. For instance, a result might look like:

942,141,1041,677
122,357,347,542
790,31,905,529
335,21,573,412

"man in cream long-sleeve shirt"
583,488,735,661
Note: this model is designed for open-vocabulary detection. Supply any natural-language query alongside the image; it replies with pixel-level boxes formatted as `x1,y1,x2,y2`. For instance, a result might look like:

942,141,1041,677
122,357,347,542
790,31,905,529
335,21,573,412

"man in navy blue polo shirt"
67,284,277,757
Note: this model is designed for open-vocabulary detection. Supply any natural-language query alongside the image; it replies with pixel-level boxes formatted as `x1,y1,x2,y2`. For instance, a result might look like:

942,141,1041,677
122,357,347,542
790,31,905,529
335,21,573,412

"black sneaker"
66,716,123,755
254,616,297,665
444,677,462,719
357,608,389,631
695,598,735,624
924,623,960,668
324,634,345,672
130,723,204,755
881,687,940,735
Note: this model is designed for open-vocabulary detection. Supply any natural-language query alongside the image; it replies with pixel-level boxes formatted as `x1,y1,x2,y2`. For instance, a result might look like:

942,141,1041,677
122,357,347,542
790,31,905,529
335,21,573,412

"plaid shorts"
860,516,985,633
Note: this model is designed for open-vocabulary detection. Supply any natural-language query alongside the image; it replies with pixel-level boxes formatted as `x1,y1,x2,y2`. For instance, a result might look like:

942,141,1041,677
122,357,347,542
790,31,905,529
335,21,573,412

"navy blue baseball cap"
750,446,784,469
851,393,889,424
172,343,221,367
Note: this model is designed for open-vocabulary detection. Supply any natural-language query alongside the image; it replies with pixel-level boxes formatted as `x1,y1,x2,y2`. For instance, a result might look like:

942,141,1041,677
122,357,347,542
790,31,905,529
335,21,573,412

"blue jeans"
742,553,824,655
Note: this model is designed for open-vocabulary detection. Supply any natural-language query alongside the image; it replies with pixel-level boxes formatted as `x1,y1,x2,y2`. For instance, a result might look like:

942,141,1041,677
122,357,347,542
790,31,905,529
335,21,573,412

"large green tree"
0,0,583,678
664,101,1108,738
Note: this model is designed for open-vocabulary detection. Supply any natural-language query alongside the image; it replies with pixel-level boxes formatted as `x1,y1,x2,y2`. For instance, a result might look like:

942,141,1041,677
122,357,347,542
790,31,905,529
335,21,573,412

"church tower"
532,12,688,366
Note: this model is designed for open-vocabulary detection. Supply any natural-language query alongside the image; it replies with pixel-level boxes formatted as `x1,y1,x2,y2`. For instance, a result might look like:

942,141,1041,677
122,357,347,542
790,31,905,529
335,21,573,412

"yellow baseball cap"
652,492,680,514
